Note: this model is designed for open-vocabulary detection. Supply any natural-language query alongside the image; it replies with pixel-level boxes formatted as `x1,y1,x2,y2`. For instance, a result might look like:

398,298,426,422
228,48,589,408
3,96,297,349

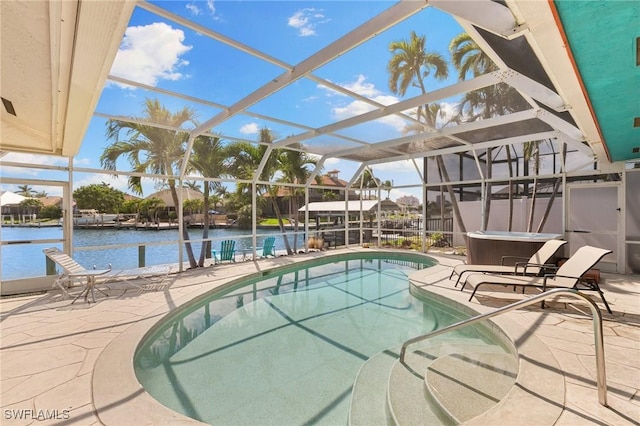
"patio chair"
465,245,612,313
259,236,276,258
450,239,568,290
213,240,236,264
43,248,171,303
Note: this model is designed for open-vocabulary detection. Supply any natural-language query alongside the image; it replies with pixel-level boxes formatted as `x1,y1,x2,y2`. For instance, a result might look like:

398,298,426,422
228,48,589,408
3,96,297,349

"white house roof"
145,188,204,208
0,191,27,207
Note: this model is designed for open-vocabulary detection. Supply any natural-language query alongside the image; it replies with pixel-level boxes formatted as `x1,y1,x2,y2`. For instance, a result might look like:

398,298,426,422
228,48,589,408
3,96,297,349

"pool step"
425,352,518,423
349,348,399,426
349,338,511,426
386,341,513,425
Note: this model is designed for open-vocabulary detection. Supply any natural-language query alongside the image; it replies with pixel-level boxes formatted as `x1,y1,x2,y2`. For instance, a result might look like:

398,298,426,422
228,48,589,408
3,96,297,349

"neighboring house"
263,170,357,216
39,196,64,208
144,188,204,208
0,191,27,215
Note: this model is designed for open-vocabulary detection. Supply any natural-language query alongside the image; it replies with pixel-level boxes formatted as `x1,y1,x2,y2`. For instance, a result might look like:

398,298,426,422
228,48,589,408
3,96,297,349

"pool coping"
92,249,564,425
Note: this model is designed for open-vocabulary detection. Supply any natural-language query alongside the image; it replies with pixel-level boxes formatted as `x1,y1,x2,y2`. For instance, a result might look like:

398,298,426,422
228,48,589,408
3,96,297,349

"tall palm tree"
16,185,34,197
387,32,467,236
382,180,393,199
184,181,202,191
449,33,529,231
100,98,199,268
388,31,448,127
277,144,320,252
227,129,293,252
449,33,496,81
190,135,229,266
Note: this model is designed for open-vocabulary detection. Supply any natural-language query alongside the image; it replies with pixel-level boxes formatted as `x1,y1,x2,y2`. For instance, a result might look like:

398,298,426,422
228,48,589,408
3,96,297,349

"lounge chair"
213,240,236,264
43,247,171,303
450,239,568,289
259,236,276,258
465,245,612,313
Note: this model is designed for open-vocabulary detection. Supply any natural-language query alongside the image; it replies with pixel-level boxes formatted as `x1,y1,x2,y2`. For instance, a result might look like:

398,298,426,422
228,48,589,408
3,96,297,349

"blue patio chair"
259,236,276,258
213,240,236,264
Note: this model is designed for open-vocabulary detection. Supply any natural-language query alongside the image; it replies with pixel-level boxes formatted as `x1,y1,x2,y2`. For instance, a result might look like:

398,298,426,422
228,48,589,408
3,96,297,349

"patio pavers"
1,248,638,425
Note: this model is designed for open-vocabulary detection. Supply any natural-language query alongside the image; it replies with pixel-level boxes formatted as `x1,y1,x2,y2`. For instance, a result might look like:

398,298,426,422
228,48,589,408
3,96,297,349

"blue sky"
1,1,467,202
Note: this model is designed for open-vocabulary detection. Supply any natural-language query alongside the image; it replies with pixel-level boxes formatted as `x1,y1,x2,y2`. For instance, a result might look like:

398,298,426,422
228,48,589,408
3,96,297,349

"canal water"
1,226,306,281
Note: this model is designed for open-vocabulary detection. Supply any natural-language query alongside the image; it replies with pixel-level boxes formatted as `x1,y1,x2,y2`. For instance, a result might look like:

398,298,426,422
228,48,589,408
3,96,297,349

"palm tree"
382,180,393,199
355,168,379,200
190,135,229,266
100,98,199,268
387,32,467,236
449,33,529,231
16,185,34,197
184,181,201,191
387,31,448,127
449,33,496,81
227,129,293,252
277,144,320,252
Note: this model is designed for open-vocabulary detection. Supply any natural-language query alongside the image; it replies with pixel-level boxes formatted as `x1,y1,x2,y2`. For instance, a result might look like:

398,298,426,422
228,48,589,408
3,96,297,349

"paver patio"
1,249,638,425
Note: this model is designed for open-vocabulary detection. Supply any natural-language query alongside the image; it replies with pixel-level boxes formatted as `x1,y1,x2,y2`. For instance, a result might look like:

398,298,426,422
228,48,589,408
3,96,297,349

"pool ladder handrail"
399,288,607,406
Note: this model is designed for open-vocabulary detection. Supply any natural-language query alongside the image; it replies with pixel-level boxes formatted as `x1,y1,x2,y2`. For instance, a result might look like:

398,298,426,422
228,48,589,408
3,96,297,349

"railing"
399,288,608,406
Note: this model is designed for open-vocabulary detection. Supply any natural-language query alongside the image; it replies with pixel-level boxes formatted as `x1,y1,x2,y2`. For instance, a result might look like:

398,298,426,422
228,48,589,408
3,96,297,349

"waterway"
1,226,306,281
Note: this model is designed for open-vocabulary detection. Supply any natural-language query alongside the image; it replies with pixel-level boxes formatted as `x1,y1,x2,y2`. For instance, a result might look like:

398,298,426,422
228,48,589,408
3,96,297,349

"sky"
2,0,493,203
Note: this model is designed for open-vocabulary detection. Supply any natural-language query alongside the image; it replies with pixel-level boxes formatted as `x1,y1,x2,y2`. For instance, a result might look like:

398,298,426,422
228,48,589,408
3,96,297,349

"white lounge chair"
450,239,568,289
464,245,612,313
43,247,171,303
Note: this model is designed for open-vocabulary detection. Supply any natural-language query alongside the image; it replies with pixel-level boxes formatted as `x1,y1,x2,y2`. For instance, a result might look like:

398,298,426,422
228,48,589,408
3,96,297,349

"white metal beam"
331,109,538,159
362,131,558,166
190,0,428,136
272,72,502,148
503,70,566,111
430,0,523,39
535,109,584,141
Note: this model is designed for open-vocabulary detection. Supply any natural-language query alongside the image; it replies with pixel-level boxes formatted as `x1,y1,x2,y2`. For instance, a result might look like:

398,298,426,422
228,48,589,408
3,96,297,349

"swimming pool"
134,252,509,425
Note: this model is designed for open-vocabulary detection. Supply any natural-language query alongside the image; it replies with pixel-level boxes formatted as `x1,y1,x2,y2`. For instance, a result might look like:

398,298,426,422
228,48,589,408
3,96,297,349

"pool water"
135,253,501,425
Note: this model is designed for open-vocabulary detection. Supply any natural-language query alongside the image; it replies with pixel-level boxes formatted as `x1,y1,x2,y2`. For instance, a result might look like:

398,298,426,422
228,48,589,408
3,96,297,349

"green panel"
555,1,640,162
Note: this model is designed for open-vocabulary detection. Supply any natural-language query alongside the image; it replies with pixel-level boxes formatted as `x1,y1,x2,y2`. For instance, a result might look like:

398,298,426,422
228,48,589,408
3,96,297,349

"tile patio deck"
1,248,638,425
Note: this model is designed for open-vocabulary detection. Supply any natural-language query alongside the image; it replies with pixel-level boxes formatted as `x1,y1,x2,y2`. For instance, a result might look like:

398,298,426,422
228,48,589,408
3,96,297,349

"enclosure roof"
1,0,638,167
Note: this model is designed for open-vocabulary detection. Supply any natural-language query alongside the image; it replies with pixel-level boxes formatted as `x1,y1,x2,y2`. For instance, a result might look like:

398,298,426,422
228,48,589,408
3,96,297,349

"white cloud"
288,8,329,37
110,22,192,88
206,0,216,15
186,4,200,15
186,1,218,19
239,122,260,135
322,75,407,132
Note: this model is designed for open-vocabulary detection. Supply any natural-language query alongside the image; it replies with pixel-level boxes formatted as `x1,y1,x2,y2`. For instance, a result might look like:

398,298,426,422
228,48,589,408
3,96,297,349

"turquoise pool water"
134,253,500,425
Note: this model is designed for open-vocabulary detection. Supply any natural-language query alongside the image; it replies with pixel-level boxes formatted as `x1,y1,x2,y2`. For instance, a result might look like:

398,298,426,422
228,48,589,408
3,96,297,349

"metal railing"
400,288,608,406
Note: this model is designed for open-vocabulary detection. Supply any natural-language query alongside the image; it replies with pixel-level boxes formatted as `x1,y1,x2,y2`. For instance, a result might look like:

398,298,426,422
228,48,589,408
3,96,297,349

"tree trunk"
436,155,467,237
536,177,561,233
272,198,293,255
506,146,514,231
482,148,492,230
536,143,566,233
169,184,198,268
198,183,210,267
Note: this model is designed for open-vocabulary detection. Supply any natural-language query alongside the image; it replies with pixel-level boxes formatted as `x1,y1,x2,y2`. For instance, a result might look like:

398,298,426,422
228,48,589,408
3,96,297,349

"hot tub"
466,231,564,265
